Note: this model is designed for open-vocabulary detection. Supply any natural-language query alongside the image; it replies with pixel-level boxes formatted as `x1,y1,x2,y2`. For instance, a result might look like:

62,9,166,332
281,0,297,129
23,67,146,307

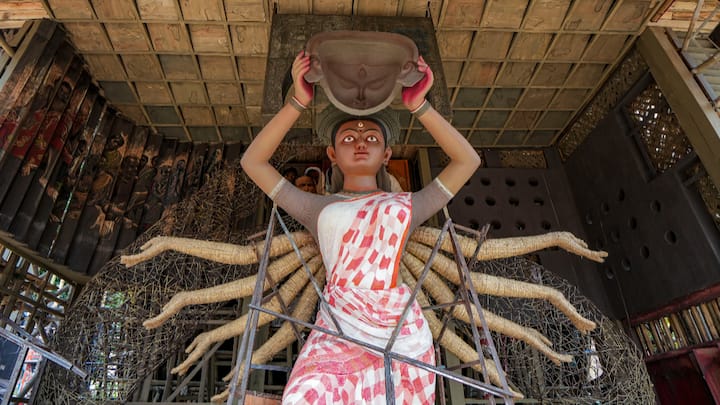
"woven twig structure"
35,147,653,404
465,256,655,403
35,146,299,404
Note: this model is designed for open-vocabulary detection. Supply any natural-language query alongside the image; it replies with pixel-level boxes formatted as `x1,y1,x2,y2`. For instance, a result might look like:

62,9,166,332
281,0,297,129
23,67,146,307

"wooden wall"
0,20,243,275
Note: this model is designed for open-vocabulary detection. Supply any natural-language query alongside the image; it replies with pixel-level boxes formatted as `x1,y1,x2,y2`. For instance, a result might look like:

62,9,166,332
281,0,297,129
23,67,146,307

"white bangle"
289,96,307,112
410,99,430,116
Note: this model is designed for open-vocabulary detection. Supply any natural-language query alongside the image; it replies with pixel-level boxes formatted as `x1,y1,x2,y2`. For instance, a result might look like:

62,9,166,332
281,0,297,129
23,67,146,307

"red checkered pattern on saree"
283,290,436,405
330,193,411,290
282,193,436,404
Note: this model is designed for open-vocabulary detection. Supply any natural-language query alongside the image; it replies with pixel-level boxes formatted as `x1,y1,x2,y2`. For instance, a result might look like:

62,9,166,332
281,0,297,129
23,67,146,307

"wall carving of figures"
0,21,244,275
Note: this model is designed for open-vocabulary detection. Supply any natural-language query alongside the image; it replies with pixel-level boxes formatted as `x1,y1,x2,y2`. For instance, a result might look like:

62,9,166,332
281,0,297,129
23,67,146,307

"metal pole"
225,204,518,402
252,305,513,396
1,346,27,405
226,203,278,405
385,219,451,350
273,208,343,336
0,328,86,378
447,220,514,404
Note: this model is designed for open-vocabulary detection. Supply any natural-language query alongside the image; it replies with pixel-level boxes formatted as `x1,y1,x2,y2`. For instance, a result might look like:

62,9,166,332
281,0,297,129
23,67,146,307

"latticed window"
498,150,547,169
626,83,694,173
626,82,720,232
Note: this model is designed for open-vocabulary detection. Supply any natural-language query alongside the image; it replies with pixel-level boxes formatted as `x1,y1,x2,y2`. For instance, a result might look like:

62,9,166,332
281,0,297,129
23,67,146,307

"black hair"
282,167,299,176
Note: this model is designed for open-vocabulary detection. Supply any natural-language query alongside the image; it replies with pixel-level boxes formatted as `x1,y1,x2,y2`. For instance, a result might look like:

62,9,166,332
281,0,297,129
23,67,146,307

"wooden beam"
165,341,224,402
0,34,14,57
637,27,720,189
630,281,720,325
651,0,676,22
0,2,48,20
38,0,54,19
0,1,46,10
0,21,28,29
0,230,89,285
649,19,718,32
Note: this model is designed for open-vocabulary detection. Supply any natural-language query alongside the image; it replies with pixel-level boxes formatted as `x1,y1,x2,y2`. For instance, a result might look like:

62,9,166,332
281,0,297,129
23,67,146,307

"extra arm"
120,231,316,268
411,227,608,263
478,231,608,262
120,237,258,267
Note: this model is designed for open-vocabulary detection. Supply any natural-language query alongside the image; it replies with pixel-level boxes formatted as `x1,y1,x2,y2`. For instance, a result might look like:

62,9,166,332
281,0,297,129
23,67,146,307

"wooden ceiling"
2,0,702,147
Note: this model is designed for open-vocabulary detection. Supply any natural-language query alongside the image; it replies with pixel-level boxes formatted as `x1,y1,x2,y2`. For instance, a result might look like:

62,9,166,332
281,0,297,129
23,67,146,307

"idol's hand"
402,55,434,111
120,236,171,267
292,50,313,107
553,232,608,263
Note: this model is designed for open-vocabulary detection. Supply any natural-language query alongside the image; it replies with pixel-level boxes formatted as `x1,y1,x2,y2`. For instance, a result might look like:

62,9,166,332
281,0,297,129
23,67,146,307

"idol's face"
326,120,391,177
322,61,399,111
304,31,424,115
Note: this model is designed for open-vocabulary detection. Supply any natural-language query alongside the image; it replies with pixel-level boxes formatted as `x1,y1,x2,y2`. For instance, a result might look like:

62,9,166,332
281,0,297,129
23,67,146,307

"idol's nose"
356,86,366,103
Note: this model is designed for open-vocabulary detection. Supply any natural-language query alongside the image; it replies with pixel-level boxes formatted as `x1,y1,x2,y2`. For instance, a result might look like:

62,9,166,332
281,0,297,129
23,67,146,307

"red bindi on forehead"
337,120,382,133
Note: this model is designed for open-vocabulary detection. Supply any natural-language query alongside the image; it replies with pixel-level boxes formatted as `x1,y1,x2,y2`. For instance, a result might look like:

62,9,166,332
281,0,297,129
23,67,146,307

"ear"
326,145,337,164
383,147,392,165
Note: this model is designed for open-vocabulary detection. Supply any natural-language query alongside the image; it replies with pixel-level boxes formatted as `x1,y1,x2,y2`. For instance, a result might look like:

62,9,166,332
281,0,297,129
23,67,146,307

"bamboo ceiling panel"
0,1,49,28
40,0,664,146
650,1,720,31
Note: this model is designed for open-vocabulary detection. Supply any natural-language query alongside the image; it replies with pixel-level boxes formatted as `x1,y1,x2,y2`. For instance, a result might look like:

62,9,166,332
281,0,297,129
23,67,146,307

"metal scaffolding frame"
225,203,515,405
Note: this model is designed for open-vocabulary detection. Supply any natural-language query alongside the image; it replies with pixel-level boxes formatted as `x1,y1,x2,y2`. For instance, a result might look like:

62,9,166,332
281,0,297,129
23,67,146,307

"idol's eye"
341,134,356,143
366,134,380,143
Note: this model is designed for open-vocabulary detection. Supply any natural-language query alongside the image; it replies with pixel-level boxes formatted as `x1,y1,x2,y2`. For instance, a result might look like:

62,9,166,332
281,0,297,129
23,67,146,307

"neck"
341,175,379,192
340,189,381,196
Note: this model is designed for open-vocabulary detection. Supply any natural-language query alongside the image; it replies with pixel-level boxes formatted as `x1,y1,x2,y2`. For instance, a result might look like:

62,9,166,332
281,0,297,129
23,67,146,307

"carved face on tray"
304,31,423,115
